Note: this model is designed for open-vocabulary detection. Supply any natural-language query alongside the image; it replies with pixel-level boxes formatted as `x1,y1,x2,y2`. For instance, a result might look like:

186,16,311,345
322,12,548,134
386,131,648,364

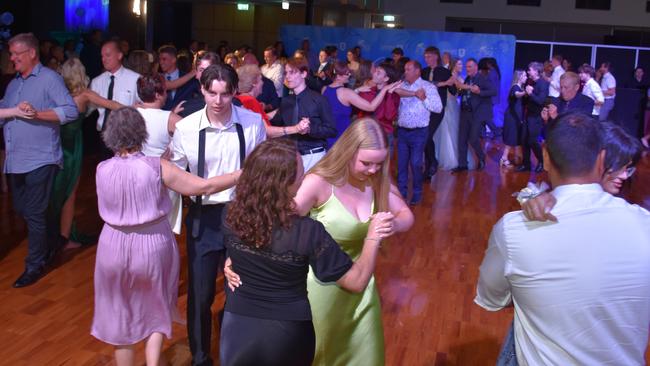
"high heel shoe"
499,158,512,167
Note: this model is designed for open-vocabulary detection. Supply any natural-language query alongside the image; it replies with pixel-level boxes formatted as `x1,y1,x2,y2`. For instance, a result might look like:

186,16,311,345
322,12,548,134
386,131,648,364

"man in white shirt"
172,64,266,366
578,63,604,117
261,46,284,98
90,40,140,157
396,60,442,205
476,113,650,366
599,61,617,121
548,54,565,98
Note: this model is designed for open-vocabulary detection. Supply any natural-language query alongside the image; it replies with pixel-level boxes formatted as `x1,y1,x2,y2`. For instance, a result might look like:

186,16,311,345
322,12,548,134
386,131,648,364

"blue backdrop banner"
280,25,516,127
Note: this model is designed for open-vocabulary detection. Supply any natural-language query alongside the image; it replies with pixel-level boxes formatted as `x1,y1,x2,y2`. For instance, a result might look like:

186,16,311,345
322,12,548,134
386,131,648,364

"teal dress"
48,115,90,244
307,187,384,366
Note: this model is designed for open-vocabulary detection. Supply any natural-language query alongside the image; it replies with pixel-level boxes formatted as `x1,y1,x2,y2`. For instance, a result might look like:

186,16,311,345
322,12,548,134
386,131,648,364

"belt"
398,126,427,131
299,146,325,155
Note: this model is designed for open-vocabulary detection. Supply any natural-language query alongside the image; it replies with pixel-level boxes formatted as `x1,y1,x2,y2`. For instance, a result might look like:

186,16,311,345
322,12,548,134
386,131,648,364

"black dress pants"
425,109,445,172
458,109,485,168
220,311,315,366
9,164,59,272
185,203,227,366
522,116,544,167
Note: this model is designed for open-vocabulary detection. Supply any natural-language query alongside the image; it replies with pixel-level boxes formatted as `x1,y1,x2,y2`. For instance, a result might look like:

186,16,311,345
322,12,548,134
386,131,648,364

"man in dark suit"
422,46,456,178
159,45,196,111
544,72,594,123
517,61,550,173
452,58,496,172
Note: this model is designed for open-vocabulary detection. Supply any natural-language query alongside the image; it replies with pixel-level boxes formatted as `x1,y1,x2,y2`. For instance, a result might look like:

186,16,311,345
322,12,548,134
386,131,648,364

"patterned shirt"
397,77,442,129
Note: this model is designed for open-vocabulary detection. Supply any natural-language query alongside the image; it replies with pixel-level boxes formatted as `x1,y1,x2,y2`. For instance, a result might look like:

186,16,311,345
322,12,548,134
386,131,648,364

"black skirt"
220,311,315,366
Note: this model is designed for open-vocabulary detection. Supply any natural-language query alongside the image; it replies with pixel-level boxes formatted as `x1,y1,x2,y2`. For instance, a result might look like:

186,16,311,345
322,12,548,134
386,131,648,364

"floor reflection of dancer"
227,118,414,365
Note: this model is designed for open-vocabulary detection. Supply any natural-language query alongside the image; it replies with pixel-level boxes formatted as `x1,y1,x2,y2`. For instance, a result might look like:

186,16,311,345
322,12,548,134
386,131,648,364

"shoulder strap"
191,127,206,238
236,123,245,168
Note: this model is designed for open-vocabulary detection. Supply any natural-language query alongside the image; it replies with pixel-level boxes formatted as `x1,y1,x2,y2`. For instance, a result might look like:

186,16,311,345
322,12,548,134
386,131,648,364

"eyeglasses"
610,166,636,178
10,49,30,58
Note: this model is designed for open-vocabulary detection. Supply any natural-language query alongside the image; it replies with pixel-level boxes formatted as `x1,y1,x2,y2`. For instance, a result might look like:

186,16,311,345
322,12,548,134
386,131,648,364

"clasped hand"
16,101,36,119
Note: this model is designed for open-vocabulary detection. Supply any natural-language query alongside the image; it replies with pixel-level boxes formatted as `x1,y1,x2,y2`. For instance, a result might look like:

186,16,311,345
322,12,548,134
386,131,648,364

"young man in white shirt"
172,63,266,366
578,63,604,118
599,61,617,121
547,54,565,98
476,113,650,365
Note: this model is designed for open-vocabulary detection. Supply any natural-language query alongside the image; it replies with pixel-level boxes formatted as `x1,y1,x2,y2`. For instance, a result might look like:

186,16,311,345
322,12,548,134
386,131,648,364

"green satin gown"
307,189,384,366
49,115,90,244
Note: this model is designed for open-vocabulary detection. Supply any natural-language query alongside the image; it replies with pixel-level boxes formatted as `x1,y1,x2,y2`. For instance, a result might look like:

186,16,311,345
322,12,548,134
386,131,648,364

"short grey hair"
102,107,148,153
9,33,39,54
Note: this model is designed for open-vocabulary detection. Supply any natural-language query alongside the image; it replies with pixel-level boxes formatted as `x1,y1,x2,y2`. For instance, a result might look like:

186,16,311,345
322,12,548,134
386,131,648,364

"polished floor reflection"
1,141,648,365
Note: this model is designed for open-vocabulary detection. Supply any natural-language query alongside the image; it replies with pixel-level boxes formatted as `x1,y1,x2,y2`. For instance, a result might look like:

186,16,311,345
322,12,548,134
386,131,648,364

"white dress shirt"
171,105,266,204
261,61,284,98
601,72,617,99
397,77,442,128
581,78,604,116
90,65,141,130
164,68,180,100
476,184,650,366
548,65,565,98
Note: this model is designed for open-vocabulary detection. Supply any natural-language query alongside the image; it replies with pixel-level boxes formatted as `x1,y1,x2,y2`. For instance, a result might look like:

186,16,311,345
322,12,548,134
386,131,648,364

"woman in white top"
136,74,182,158
578,64,604,118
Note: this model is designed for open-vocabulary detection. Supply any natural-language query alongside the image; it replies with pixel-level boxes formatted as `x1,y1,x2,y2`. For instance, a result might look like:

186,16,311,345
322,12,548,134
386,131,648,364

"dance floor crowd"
1,30,650,366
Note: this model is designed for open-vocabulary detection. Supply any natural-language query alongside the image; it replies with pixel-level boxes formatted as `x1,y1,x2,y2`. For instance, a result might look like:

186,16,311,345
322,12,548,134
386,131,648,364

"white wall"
383,0,650,31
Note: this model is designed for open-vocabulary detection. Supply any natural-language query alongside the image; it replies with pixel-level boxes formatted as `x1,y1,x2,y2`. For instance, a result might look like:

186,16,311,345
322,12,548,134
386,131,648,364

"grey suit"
458,72,496,168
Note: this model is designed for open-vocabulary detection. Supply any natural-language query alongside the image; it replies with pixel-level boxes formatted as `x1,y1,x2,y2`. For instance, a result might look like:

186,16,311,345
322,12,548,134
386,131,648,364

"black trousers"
220,311,315,366
458,109,485,168
425,109,445,171
8,164,59,272
522,116,544,167
185,203,227,366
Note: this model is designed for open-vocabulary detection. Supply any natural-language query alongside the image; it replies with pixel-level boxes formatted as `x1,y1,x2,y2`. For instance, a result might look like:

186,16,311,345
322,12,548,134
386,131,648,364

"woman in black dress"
219,138,393,366
501,70,527,167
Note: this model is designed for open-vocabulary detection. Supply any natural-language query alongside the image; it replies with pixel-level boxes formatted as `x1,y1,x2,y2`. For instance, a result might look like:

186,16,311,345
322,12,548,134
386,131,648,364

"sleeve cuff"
474,296,506,312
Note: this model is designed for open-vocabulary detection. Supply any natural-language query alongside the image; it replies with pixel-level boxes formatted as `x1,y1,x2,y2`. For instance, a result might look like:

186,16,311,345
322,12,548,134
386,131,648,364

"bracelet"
513,182,550,205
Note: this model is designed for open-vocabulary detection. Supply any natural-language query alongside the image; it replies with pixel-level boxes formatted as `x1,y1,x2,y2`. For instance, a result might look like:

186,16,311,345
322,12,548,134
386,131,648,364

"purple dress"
91,153,180,345
323,86,352,148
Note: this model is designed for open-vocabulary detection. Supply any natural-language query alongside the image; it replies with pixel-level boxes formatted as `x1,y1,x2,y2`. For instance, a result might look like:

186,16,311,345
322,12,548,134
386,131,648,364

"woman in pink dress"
92,107,241,366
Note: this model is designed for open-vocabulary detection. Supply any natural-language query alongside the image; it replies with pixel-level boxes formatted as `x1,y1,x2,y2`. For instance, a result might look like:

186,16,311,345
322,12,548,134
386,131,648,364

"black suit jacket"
526,78,550,118
163,73,199,111
422,65,456,108
551,94,594,119
257,76,280,111
270,88,337,151
463,72,496,121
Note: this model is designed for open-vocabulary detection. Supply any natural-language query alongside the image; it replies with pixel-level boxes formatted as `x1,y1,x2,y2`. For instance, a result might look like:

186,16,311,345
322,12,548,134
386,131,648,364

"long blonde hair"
60,58,89,96
309,117,390,212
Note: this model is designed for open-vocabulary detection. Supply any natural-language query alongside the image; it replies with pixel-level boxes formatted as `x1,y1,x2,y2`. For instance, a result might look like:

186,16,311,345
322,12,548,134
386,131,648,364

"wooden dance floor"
1,140,649,365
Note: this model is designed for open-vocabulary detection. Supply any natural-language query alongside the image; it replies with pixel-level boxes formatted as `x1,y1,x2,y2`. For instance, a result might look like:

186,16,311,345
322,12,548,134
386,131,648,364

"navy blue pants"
397,126,428,203
9,164,59,272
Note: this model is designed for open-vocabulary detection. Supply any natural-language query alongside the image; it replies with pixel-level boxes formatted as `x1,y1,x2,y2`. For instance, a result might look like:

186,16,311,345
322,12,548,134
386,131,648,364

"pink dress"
91,153,180,345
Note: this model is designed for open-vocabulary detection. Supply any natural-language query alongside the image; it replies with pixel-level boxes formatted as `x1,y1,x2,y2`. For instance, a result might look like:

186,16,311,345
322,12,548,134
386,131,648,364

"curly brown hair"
226,138,299,247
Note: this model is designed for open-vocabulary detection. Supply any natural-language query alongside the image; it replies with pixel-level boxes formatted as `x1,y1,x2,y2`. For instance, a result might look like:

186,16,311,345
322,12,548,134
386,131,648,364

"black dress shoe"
515,165,531,172
534,163,544,173
477,159,486,170
451,166,468,173
13,268,45,288
425,166,438,180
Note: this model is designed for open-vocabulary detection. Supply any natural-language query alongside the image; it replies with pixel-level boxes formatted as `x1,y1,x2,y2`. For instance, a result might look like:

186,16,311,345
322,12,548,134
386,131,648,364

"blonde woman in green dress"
227,117,414,365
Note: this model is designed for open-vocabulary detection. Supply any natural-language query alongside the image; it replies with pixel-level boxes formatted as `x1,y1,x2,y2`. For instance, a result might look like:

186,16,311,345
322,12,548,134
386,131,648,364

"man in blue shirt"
1,33,78,288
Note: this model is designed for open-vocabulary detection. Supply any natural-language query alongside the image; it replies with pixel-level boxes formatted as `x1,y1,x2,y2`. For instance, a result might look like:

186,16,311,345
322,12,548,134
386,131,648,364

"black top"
222,213,353,321
506,85,524,122
550,94,594,120
270,87,337,151
257,76,281,111
526,78,550,118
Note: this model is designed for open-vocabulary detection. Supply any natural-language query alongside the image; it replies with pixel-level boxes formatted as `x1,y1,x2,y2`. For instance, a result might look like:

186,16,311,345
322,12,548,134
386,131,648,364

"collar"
108,65,126,77
552,183,603,199
197,105,241,131
165,69,179,79
554,65,564,72
16,62,43,80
